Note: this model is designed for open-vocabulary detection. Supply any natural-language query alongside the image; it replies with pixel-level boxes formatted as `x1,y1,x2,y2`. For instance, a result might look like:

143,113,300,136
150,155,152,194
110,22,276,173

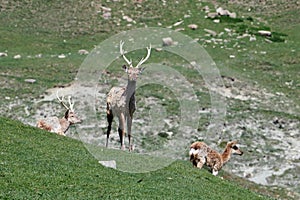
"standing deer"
189,141,243,176
37,92,81,136
106,41,151,151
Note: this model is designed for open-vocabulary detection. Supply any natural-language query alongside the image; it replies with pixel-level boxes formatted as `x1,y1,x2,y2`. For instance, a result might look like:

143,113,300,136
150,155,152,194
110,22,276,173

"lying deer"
37,92,81,136
106,41,151,151
189,141,243,176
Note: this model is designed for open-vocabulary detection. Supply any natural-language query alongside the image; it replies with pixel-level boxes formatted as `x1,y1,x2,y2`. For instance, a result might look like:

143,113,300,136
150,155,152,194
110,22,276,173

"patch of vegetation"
0,117,277,199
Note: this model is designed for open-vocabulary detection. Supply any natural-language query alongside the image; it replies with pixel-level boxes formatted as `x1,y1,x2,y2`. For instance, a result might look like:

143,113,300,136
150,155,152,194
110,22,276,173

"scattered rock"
25,79,36,84
35,54,42,58
237,33,250,39
0,52,8,57
14,54,21,59
173,20,183,27
207,7,237,19
229,55,235,59
229,12,237,18
207,12,218,19
258,30,272,36
175,28,185,32
78,49,89,55
58,54,66,58
100,6,111,12
216,7,230,16
102,12,111,20
204,28,217,37
123,15,133,23
162,37,175,46
250,35,256,41
99,160,117,169
188,24,198,30
224,28,231,33
213,19,220,23
203,5,210,13
265,38,273,43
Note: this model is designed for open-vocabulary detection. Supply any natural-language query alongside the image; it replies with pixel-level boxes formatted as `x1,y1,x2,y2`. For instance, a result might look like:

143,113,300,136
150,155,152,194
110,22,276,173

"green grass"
0,117,273,199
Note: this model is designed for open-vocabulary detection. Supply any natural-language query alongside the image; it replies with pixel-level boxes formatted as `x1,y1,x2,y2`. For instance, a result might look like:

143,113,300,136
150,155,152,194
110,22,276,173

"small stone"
207,12,218,19
204,29,217,37
0,52,8,57
78,49,89,55
162,37,174,46
25,79,36,83
100,6,111,12
229,12,237,18
173,20,183,27
216,7,229,16
249,36,256,41
188,24,198,30
203,5,210,13
123,15,133,23
58,54,66,58
224,28,231,32
258,30,272,36
99,160,116,169
102,12,111,20
14,54,21,59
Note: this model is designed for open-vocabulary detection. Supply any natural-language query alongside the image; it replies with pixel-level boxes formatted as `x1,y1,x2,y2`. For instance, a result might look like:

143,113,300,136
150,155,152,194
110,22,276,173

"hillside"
0,117,284,199
0,0,299,199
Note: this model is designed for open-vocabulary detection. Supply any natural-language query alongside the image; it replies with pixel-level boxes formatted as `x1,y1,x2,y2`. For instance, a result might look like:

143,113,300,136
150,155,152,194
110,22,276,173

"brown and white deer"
189,141,243,176
106,41,151,151
37,92,81,136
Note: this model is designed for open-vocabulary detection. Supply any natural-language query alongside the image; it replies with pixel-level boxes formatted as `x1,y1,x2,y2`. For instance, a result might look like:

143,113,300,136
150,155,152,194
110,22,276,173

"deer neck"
221,145,232,164
59,117,71,133
125,80,137,99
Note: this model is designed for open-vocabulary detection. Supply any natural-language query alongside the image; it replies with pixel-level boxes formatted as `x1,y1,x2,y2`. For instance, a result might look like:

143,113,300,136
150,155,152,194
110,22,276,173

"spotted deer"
37,92,81,136
189,141,243,176
106,41,151,151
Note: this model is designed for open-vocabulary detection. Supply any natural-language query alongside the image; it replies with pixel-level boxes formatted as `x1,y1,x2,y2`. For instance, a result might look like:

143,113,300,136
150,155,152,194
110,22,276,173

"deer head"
119,40,151,81
56,91,81,124
227,141,243,156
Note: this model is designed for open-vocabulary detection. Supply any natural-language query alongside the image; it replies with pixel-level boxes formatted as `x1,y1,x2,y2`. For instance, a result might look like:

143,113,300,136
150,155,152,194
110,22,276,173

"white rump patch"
189,148,199,156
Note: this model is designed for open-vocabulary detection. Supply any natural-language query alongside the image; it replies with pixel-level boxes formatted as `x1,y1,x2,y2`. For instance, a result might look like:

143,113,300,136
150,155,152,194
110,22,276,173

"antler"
56,91,75,112
136,44,151,68
67,96,75,112
120,41,132,66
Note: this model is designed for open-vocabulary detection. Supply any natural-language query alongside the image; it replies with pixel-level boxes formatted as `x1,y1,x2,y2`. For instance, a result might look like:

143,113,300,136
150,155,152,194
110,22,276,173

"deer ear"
122,65,128,72
139,67,145,74
64,110,70,119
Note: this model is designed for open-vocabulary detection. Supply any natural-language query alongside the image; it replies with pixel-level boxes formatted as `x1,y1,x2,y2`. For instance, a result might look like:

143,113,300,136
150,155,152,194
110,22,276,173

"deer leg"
106,106,113,148
196,156,206,169
127,116,133,151
118,113,126,150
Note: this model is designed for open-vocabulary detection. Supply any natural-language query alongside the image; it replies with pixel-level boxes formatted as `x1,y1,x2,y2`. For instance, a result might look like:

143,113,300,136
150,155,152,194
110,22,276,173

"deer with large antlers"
106,41,151,151
37,91,81,136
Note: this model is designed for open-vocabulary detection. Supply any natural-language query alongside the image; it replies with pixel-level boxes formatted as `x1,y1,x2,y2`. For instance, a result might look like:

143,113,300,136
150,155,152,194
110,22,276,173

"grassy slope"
0,117,272,199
